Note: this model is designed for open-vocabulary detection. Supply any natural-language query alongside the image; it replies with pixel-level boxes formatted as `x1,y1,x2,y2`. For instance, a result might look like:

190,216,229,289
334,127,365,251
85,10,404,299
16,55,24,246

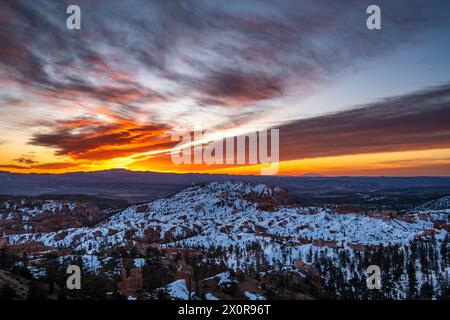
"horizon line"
1,168,450,178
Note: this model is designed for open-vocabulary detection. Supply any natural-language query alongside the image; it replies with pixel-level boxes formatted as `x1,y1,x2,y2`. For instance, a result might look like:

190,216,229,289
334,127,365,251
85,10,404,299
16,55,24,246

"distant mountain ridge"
1,169,450,203
300,173,325,177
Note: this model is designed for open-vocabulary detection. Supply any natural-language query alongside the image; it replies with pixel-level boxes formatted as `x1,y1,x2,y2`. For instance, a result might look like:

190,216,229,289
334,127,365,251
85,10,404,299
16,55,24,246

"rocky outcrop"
0,237,7,249
0,199,107,234
118,266,143,298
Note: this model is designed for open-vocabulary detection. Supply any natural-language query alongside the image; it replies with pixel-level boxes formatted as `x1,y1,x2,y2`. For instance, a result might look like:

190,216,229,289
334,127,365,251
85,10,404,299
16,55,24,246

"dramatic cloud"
278,84,450,160
127,84,450,173
30,117,173,161
1,1,450,174
1,0,448,113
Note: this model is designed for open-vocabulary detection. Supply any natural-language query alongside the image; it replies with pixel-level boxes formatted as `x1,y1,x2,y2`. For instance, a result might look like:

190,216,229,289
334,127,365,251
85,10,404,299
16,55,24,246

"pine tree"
419,281,433,300
407,258,417,299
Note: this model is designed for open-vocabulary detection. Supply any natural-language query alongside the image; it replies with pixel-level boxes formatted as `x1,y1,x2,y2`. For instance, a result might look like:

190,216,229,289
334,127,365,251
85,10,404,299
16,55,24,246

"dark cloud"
0,1,167,108
14,155,37,165
1,0,449,112
30,162,81,170
0,162,83,171
278,84,450,160
197,70,283,106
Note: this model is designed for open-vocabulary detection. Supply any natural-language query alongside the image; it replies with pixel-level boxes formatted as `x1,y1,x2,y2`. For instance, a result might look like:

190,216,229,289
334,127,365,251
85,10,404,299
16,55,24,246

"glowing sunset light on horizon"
1,1,450,176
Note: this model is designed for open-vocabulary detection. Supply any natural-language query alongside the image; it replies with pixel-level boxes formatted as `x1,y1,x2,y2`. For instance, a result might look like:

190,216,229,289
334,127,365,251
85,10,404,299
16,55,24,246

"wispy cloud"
278,84,450,160
2,0,446,113
14,155,37,165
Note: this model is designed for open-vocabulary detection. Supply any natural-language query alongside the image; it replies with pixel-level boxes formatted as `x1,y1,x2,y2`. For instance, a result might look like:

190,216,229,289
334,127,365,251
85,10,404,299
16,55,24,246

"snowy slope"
4,182,448,263
413,196,450,212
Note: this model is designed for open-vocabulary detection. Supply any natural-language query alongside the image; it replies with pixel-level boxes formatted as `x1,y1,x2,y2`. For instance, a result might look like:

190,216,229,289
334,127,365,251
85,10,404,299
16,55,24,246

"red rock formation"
246,187,292,211
163,229,174,241
254,224,267,233
347,243,380,251
366,210,398,220
124,229,135,240
135,204,148,213
335,205,361,214
175,260,193,281
418,214,430,221
135,242,161,255
0,238,7,249
144,226,161,242
118,266,143,298
93,230,103,238
423,229,437,236
53,231,69,241
397,215,415,223
162,248,203,260
0,199,107,234
312,239,339,248
434,222,450,231
292,259,321,286
298,237,312,245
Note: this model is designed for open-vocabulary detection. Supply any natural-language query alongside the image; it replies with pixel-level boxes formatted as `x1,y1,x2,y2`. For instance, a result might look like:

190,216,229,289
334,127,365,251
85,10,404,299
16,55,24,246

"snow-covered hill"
2,181,449,299
5,182,448,257
413,196,450,212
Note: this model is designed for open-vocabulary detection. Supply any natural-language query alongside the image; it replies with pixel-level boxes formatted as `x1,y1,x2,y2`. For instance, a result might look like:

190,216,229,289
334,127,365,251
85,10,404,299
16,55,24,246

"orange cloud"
30,115,173,161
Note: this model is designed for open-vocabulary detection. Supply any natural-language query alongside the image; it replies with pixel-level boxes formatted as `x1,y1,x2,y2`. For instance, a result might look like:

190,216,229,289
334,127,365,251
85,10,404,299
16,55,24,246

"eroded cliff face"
0,199,108,235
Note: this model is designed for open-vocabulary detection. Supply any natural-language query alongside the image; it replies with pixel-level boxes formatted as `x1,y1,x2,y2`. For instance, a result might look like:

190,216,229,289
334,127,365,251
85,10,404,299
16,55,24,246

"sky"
1,0,450,176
